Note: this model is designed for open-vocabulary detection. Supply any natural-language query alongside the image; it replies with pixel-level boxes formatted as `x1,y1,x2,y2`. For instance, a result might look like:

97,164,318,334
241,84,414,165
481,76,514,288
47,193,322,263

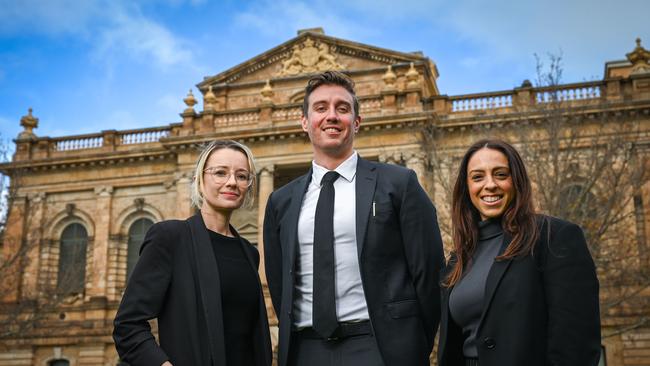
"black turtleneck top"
208,229,259,366
448,218,504,358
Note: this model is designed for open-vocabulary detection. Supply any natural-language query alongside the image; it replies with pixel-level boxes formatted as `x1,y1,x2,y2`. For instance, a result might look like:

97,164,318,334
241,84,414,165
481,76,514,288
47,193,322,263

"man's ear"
301,115,309,132
354,115,361,133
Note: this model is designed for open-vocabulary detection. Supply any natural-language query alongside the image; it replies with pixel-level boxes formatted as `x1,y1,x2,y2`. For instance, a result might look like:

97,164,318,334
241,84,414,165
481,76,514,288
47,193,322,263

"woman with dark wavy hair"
437,139,601,366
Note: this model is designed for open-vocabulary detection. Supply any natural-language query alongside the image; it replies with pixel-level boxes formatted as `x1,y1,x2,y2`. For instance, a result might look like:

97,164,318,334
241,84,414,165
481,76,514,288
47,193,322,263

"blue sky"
0,0,648,145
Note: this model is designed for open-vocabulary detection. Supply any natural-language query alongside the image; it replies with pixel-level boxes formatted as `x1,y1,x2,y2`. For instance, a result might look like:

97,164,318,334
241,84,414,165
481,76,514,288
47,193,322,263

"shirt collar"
312,151,358,185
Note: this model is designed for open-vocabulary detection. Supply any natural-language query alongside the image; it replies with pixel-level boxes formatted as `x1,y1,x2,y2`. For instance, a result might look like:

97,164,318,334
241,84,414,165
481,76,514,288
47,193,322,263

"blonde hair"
190,140,257,209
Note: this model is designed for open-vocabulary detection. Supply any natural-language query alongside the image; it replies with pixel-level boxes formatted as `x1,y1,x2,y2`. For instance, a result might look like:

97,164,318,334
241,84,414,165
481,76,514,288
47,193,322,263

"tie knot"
321,171,340,186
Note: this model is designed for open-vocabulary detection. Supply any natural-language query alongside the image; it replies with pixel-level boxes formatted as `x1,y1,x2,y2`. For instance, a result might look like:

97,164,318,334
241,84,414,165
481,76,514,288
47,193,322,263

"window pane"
127,218,154,279
58,223,88,294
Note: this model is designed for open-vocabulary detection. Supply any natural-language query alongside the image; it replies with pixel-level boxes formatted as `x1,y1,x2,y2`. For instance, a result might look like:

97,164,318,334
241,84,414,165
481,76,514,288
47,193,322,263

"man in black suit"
263,71,444,366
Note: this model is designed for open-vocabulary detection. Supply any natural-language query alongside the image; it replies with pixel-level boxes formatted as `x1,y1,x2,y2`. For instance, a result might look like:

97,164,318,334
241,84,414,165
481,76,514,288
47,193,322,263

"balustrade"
214,111,259,126
120,129,169,144
536,84,601,104
360,98,382,114
272,106,302,121
55,136,103,151
451,93,513,112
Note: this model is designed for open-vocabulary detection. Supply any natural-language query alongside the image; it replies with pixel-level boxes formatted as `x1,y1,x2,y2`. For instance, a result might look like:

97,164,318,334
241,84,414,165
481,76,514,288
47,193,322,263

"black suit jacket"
264,157,445,366
437,216,601,366
113,214,272,366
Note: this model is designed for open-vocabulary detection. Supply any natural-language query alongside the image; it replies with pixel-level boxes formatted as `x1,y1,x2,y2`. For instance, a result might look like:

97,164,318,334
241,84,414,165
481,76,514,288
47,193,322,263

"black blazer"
263,157,445,366
113,214,272,366
438,216,601,366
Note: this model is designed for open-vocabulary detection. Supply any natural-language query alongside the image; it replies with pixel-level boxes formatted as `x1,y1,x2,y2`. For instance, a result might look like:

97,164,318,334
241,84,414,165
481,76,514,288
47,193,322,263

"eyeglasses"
203,168,254,187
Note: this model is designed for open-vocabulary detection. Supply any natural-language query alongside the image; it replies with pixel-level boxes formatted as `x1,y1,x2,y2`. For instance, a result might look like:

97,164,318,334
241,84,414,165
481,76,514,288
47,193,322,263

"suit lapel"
286,171,312,270
439,255,456,358
355,158,377,258
187,214,226,366
476,232,513,333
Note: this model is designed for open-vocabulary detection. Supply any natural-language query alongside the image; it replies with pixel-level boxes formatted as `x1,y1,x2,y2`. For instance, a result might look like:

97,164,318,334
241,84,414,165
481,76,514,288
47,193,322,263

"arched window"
127,218,154,279
58,223,88,294
49,359,70,366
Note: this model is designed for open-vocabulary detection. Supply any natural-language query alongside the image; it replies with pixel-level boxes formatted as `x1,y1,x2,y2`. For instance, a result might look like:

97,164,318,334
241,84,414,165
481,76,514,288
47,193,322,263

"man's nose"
325,105,339,121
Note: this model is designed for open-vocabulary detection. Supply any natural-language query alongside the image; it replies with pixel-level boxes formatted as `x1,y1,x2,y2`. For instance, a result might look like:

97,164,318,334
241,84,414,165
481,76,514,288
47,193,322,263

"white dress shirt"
294,152,370,328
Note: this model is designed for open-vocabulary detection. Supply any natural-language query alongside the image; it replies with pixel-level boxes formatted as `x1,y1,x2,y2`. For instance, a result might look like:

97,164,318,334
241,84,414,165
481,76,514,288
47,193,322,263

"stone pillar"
21,192,46,299
0,194,28,302
405,152,430,196
257,164,277,327
88,185,113,299
257,164,275,284
175,172,193,219
102,130,117,152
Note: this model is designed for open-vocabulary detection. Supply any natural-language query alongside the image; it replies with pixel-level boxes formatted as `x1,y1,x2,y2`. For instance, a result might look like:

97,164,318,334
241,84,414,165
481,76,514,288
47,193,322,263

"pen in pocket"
373,201,376,217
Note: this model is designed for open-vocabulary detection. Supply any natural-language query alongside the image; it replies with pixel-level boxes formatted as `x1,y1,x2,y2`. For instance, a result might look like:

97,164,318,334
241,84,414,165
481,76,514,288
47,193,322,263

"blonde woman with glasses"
114,140,272,366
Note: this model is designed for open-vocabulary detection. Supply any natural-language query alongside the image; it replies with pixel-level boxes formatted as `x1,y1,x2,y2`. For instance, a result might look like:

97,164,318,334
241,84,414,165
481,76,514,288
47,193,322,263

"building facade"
1,29,649,365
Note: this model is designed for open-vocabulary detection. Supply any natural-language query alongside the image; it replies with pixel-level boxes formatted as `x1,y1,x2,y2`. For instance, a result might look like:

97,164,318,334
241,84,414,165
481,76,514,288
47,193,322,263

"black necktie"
312,170,340,338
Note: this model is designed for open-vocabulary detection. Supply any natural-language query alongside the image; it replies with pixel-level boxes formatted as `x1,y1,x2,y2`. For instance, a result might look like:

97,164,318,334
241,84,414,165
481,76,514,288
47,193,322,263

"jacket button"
484,337,496,349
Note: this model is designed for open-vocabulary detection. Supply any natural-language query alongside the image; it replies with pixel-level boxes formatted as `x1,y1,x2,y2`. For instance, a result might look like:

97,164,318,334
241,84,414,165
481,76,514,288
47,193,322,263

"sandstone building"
1,29,649,365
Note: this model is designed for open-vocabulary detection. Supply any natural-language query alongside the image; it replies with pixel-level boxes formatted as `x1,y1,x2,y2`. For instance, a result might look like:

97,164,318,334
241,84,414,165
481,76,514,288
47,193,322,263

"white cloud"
93,4,194,69
0,0,197,70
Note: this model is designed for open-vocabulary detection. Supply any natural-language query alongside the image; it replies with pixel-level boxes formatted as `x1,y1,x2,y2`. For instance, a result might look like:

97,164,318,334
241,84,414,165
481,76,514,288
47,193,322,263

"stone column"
256,164,278,328
0,194,28,302
256,164,275,284
175,171,193,219
405,152,431,197
88,185,113,299
21,192,46,299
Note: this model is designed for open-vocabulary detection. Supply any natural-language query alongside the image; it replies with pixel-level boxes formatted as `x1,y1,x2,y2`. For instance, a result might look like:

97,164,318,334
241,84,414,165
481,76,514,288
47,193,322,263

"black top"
208,230,260,366
448,218,503,357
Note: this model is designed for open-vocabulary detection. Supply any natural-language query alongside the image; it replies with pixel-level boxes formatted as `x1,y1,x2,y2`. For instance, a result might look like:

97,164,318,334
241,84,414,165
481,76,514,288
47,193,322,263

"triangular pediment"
197,29,430,88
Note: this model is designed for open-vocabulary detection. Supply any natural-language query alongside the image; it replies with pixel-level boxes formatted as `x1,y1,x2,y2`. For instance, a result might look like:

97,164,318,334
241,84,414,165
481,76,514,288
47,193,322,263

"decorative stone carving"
406,62,421,88
18,108,39,139
27,192,46,203
382,65,397,90
94,186,114,196
183,89,197,113
134,198,145,211
278,38,344,76
260,80,274,104
627,38,650,75
203,85,218,111
65,203,76,216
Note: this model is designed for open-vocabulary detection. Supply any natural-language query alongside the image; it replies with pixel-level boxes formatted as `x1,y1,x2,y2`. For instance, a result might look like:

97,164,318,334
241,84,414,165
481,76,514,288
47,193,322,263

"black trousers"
288,332,384,366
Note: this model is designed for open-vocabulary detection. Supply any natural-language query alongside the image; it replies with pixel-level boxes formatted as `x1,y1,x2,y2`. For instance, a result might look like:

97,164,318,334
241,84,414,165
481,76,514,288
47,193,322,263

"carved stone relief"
278,38,345,76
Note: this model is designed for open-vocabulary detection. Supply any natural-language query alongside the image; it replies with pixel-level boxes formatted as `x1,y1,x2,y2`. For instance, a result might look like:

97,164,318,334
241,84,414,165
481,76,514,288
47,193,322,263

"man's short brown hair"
302,71,359,118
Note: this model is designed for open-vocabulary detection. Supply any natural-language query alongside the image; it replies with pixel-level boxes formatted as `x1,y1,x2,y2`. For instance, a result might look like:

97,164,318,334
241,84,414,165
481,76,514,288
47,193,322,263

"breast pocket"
372,200,396,224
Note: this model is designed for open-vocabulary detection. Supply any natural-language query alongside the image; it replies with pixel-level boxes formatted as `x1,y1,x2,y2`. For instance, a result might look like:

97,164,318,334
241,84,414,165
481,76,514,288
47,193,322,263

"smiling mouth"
323,127,341,133
481,195,503,203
